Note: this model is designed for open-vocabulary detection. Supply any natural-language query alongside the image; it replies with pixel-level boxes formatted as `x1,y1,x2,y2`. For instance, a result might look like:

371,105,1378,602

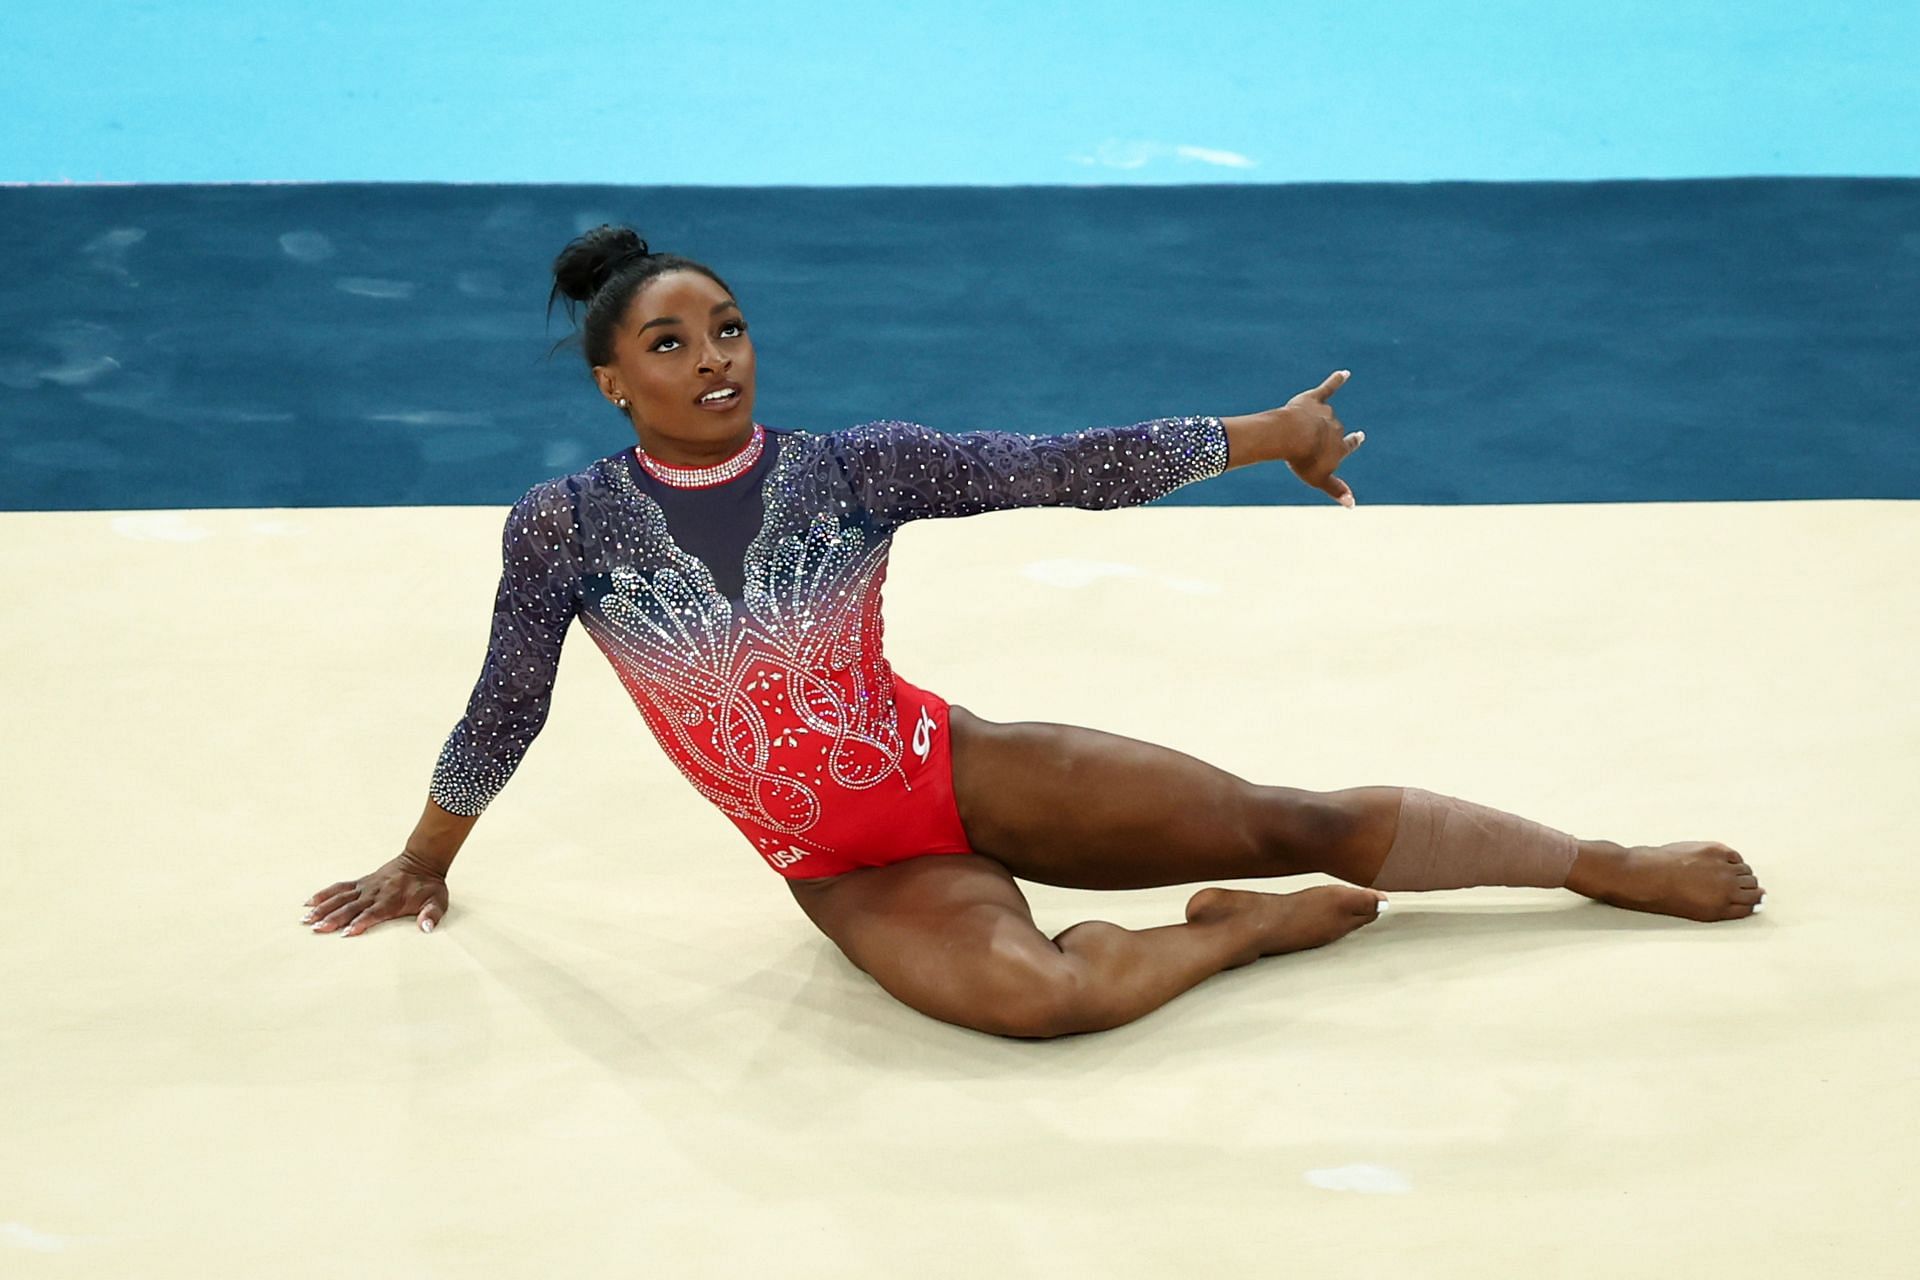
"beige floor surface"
2,498,1916,1278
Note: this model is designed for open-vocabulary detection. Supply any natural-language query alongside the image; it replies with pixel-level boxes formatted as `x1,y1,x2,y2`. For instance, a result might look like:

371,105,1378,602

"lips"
695,381,743,408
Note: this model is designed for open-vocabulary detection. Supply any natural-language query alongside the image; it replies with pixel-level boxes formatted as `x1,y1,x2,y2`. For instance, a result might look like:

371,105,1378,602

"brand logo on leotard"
911,705,937,761
765,844,809,870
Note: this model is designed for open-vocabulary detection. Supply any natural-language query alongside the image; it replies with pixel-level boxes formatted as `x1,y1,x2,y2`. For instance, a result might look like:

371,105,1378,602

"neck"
635,424,755,467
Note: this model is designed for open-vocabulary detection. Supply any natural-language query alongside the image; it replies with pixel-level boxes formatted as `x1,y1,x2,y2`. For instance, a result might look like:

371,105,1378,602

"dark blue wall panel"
3,180,1915,510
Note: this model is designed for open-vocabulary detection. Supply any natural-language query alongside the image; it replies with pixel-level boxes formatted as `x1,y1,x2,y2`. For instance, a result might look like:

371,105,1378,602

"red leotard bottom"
726,671,979,880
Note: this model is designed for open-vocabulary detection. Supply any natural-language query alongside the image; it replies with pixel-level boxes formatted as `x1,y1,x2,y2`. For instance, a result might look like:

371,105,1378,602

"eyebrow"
638,301,741,333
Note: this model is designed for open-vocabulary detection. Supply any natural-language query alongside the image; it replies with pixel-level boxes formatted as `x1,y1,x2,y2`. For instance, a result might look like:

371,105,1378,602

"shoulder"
511,473,576,518
823,419,939,455
501,471,588,551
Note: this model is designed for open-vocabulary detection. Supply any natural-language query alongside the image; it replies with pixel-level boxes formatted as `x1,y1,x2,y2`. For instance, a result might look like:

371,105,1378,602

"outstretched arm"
831,412,1228,527
835,370,1366,527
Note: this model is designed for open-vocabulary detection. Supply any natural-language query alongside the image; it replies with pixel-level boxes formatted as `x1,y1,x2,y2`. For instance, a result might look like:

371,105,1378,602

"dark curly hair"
547,223,736,369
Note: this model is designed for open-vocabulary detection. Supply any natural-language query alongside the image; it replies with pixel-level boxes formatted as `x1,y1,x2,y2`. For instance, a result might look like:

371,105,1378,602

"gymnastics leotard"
428,415,1229,879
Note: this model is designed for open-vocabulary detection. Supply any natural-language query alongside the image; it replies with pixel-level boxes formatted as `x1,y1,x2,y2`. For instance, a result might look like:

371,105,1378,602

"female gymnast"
301,226,1766,1039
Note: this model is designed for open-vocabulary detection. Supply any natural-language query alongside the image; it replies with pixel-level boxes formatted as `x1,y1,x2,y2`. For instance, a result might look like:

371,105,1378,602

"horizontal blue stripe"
2,179,1914,510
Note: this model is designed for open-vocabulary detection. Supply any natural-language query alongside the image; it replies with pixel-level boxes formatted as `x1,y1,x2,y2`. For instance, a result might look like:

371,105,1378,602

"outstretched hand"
1282,370,1365,508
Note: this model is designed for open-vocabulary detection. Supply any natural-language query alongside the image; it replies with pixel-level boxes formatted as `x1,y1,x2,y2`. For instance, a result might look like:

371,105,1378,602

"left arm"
835,369,1367,526
832,413,1230,527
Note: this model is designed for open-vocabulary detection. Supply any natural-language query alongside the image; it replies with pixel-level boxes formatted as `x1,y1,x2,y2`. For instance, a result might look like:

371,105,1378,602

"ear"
592,365,622,406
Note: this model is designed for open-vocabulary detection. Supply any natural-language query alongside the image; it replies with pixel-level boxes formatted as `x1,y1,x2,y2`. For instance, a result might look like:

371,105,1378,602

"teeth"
700,388,737,403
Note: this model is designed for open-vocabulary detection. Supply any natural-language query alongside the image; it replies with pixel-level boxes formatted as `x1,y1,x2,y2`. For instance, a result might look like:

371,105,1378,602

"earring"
616,397,629,409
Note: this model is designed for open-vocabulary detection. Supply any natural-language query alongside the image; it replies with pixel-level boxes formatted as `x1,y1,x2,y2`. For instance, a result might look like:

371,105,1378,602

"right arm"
304,481,581,935
426,481,582,823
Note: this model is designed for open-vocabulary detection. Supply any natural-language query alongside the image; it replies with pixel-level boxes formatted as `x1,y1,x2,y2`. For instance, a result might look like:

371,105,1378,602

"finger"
1344,430,1365,452
309,898,368,936
302,888,357,922
310,899,362,932
304,880,357,908
418,903,443,933
1324,477,1355,508
1309,369,1351,401
339,905,386,937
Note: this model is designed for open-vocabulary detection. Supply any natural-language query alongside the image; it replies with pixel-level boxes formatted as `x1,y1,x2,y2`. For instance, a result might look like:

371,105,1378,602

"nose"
697,336,731,374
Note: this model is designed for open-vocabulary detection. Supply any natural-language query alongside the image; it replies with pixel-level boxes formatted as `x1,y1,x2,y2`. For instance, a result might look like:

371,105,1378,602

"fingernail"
300,912,313,923
1375,898,1390,913
423,919,434,932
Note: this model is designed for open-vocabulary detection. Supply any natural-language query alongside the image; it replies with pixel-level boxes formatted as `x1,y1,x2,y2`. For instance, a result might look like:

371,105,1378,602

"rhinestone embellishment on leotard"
635,422,765,489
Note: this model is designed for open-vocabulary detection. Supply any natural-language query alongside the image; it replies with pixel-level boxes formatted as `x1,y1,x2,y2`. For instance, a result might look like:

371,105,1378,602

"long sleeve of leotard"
829,415,1229,528
428,480,581,817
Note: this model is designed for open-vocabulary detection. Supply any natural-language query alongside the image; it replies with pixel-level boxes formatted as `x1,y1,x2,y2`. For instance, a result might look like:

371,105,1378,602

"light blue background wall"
5,0,1916,185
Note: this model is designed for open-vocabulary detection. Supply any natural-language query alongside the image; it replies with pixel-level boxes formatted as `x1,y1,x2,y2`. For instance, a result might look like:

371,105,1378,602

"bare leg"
787,853,1385,1039
947,707,1765,921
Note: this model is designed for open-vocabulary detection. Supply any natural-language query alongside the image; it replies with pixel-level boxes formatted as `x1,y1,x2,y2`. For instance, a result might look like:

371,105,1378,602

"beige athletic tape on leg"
1370,787,1578,891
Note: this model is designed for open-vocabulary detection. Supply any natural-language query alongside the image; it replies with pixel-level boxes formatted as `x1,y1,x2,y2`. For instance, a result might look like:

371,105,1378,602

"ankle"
1566,839,1629,898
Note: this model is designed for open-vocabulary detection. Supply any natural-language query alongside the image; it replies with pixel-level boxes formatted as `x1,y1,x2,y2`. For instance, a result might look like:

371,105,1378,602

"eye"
652,320,746,352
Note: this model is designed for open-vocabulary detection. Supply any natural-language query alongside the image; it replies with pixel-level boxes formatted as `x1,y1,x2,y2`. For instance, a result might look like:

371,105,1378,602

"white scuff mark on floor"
1021,559,1222,594
109,513,213,542
1303,1163,1413,1194
2,1221,74,1251
1021,559,1144,589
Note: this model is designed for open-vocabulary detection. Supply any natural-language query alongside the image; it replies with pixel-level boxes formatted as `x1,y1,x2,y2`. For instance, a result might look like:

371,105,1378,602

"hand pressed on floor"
301,852,450,936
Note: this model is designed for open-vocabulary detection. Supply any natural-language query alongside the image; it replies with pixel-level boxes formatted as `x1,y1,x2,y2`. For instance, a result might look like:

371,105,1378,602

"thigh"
947,704,1298,890
786,852,1073,1037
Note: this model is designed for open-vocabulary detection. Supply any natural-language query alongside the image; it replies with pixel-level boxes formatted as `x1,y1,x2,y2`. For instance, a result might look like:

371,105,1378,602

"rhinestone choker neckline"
633,423,765,489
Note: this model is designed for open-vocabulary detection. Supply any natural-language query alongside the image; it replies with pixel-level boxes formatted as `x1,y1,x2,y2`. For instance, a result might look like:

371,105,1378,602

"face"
594,270,756,453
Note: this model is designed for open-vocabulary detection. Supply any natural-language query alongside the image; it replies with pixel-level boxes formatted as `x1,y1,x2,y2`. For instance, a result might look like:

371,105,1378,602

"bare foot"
1184,884,1388,967
1567,840,1766,922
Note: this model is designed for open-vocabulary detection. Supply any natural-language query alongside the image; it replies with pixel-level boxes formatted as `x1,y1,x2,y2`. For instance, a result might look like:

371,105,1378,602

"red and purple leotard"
429,416,1229,878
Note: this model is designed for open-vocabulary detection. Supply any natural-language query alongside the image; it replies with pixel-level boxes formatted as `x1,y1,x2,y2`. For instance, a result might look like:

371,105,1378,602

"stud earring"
616,398,629,409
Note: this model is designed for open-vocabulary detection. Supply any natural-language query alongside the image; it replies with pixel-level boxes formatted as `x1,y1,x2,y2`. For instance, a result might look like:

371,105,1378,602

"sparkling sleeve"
831,415,1228,527
428,481,581,817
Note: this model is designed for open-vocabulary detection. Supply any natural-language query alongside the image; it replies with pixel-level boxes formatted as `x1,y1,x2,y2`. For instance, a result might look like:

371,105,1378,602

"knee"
1248,786,1358,875
969,936,1108,1040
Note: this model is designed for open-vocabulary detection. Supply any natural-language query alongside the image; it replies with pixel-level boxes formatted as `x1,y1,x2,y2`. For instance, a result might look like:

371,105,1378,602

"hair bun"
551,224,652,305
